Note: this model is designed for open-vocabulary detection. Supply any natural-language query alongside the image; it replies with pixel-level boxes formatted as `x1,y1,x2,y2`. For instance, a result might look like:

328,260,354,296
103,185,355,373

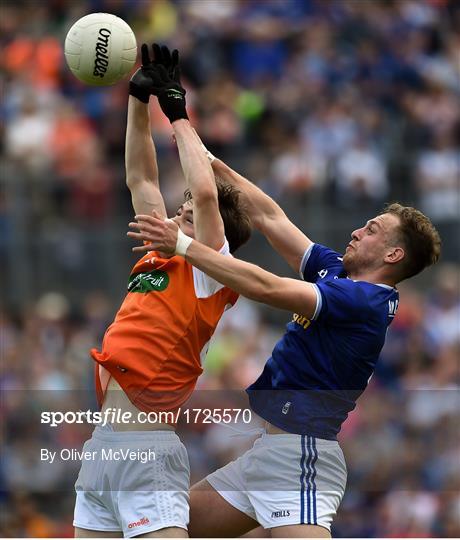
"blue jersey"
247,243,399,440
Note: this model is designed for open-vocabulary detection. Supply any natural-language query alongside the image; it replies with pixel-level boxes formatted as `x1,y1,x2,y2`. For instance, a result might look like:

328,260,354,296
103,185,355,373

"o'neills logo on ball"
93,27,111,78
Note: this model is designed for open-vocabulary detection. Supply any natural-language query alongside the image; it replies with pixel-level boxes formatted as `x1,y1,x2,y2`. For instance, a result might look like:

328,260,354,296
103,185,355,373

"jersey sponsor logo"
388,299,399,318
271,510,291,518
318,269,328,279
292,313,311,330
127,517,150,529
127,270,169,293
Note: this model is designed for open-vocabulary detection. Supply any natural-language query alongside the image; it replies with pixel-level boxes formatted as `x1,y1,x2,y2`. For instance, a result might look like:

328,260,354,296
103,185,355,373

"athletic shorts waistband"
260,432,340,447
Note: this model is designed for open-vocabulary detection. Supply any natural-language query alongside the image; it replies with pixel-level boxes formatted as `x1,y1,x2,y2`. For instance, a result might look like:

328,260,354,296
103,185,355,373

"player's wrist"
165,107,189,124
129,81,150,103
199,142,216,163
175,228,193,256
170,113,189,125
158,88,188,123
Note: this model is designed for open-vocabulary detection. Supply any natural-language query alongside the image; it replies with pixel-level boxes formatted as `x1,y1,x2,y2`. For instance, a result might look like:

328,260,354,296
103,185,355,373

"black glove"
151,43,181,82
129,44,158,103
130,44,188,124
151,43,188,123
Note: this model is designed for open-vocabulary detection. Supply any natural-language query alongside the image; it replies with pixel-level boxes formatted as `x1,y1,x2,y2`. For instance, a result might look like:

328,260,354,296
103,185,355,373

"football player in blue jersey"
128,137,441,538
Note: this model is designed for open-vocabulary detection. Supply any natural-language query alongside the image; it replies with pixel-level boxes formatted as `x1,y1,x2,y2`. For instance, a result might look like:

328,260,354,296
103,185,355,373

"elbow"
192,186,218,206
126,176,146,192
125,176,137,189
126,175,155,190
255,207,285,232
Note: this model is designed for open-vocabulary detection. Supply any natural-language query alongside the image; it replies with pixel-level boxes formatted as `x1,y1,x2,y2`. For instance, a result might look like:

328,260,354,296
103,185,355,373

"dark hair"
184,180,251,253
382,203,441,281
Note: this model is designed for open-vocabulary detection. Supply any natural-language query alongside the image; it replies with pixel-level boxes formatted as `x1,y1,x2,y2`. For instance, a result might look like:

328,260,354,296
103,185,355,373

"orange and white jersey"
91,240,238,413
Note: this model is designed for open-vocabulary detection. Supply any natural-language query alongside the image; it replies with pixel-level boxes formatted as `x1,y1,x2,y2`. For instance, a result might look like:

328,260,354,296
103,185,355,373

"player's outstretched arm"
125,95,167,217
193,132,312,273
173,120,224,251
128,214,319,318
125,44,171,217
146,43,224,251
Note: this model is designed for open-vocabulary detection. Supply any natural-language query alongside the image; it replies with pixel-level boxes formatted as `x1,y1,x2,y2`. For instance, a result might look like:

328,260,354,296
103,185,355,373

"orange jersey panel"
91,250,238,412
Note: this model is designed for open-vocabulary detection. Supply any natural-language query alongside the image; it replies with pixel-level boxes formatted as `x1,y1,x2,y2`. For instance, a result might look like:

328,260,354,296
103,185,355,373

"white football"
64,13,137,86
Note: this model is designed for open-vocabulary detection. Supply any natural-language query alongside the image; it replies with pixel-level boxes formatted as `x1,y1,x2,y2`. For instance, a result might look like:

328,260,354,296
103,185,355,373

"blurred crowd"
1,0,459,538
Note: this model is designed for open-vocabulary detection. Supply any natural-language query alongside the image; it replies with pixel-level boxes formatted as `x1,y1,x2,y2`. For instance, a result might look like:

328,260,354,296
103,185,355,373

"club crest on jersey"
318,269,328,279
282,401,291,414
127,270,169,293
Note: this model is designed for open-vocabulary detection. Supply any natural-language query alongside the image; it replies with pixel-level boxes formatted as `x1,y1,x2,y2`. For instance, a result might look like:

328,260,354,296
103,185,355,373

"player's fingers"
152,43,162,64
134,214,160,223
128,221,144,229
132,244,153,253
171,49,179,68
161,45,171,67
156,64,169,82
141,43,150,66
134,215,167,231
171,49,180,81
171,133,177,145
172,65,181,84
127,231,150,240
133,220,165,237
128,222,153,236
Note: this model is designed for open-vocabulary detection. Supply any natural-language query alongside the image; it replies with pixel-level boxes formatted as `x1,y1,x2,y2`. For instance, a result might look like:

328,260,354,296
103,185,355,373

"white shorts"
73,424,189,537
207,433,347,531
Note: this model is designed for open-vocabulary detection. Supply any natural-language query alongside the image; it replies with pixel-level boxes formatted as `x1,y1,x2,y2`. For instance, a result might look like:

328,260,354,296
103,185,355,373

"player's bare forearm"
125,96,166,217
125,96,158,186
185,241,285,305
211,159,312,272
210,158,282,228
128,213,317,317
173,120,217,200
172,120,224,250
188,128,273,226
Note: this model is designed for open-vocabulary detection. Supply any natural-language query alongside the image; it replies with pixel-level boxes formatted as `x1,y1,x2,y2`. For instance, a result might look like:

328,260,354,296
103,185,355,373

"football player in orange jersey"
73,44,251,538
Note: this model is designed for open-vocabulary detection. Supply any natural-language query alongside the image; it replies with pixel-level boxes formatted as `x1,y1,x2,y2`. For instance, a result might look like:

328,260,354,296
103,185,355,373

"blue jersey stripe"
300,435,307,524
305,435,314,524
311,437,319,524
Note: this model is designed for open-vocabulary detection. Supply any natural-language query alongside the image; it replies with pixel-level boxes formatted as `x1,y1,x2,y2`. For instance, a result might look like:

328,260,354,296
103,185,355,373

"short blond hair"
382,203,441,281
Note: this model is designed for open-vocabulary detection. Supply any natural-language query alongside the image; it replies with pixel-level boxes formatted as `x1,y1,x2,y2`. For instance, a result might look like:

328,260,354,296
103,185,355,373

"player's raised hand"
129,42,188,122
152,44,181,83
151,43,188,123
128,43,159,103
127,211,179,254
